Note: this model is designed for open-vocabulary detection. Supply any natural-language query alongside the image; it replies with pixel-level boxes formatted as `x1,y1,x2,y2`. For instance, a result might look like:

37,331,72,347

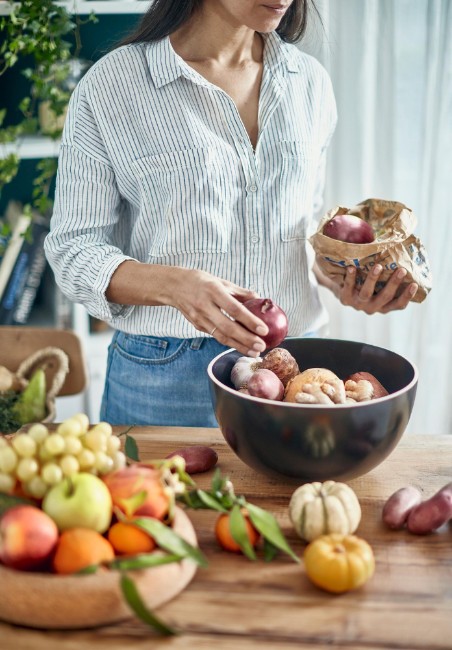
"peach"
0,505,59,571
102,465,170,521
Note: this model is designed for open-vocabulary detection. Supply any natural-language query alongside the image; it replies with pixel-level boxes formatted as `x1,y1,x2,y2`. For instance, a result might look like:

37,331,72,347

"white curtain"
302,0,452,434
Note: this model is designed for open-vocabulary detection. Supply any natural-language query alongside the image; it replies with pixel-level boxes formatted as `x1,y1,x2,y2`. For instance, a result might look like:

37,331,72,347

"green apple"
42,473,112,533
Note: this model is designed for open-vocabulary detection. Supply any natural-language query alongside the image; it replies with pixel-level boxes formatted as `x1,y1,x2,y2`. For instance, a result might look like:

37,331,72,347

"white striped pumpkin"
289,481,361,542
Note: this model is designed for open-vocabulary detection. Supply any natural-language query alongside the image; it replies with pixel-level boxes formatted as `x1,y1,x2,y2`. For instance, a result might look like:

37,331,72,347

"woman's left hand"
321,264,419,314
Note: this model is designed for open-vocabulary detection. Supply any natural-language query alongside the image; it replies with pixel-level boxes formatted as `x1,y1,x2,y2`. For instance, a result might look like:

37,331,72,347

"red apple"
0,505,59,571
102,465,170,521
323,215,375,244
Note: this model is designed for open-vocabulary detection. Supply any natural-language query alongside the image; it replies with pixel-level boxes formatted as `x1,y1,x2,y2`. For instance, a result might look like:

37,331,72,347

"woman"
44,0,418,427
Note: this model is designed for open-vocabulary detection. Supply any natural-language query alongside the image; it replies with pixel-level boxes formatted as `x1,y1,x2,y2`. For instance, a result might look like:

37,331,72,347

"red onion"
243,298,289,348
323,214,375,244
247,369,284,401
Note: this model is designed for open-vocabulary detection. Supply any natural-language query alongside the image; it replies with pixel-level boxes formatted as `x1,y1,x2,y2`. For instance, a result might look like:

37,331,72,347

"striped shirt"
44,31,337,338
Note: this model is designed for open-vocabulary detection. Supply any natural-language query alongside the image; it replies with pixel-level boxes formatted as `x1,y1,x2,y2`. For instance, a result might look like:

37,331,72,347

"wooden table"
1,428,452,650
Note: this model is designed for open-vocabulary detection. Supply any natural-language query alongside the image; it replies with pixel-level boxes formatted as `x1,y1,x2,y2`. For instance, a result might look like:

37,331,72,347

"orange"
215,511,260,553
107,520,156,556
53,528,115,574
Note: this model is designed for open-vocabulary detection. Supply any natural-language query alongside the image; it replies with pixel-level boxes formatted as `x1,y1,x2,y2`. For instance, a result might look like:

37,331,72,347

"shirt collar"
262,31,299,75
146,31,299,89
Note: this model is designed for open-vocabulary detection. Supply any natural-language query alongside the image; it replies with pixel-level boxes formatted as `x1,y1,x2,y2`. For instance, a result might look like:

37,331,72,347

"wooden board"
1,427,452,649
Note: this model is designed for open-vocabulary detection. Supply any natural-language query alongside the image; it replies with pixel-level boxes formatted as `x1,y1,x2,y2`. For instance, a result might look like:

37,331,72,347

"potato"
260,348,299,387
346,372,388,399
382,486,422,529
406,484,452,535
165,445,218,474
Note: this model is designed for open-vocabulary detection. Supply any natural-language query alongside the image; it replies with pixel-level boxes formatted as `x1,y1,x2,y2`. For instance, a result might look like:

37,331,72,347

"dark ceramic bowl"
207,338,418,482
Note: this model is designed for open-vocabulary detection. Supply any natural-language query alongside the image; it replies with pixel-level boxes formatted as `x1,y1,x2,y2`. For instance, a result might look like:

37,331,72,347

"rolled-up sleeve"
44,81,135,321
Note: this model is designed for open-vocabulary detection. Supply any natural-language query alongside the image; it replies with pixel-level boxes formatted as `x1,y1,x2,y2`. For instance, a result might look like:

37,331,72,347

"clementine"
215,511,260,553
107,520,156,555
53,528,115,574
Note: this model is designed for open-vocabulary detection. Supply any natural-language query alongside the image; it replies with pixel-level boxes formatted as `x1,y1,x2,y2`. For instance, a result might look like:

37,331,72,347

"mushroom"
284,368,346,405
344,379,374,402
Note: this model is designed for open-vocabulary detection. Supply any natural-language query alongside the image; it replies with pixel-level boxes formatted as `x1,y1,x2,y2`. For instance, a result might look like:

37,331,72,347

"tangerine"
107,520,156,555
53,528,115,574
215,511,260,553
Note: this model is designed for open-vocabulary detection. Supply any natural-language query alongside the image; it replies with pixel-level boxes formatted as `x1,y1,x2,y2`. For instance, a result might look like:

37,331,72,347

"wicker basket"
2,346,69,429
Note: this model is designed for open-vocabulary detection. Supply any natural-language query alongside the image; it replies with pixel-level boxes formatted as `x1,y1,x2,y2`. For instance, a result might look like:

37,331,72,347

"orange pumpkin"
304,533,375,593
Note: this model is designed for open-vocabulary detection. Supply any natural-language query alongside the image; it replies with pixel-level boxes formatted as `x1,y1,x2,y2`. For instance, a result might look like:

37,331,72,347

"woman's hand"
106,262,268,356
167,268,268,357
316,262,418,314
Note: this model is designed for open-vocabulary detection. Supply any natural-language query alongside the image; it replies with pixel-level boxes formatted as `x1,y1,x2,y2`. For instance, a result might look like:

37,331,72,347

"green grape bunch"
0,414,126,499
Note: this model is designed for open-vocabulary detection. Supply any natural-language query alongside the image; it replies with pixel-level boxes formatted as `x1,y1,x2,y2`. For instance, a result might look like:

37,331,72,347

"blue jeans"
100,332,229,427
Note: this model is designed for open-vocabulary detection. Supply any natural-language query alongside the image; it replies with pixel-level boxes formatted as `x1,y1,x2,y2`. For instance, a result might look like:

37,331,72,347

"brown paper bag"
309,198,432,303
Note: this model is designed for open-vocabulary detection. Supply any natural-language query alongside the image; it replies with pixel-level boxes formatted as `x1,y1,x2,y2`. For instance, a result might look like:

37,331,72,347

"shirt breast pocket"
279,140,317,242
132,147,229,257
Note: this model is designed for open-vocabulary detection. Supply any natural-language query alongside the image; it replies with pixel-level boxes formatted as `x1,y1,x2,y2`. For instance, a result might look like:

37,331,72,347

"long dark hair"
118,0,318,47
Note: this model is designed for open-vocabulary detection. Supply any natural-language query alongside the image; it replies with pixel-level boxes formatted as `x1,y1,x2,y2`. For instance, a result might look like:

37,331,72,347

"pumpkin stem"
333,544,346,554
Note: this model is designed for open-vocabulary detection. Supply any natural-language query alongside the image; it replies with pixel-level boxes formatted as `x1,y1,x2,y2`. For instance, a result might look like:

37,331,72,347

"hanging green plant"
0,0,97,217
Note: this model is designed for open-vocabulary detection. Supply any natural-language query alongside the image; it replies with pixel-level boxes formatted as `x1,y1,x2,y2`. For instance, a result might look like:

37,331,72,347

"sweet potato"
382,486,422,529
165,445,218,475
406,484,452,535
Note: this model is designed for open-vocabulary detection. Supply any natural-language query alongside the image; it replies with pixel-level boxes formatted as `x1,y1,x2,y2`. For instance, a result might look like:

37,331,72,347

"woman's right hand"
166,268,268,357
106,262,268,357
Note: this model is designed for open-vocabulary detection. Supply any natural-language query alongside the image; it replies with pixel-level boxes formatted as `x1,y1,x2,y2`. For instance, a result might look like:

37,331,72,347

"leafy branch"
0,0,97,216
71,435,300,635
178,469,300,563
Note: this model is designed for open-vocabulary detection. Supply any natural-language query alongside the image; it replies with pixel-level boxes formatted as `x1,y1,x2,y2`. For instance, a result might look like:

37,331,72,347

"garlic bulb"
230,356,262,390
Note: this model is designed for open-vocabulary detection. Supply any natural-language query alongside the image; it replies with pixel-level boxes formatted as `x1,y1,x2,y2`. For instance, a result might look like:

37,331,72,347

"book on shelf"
0,215,49,325
0,224,12,266
0,211,32,302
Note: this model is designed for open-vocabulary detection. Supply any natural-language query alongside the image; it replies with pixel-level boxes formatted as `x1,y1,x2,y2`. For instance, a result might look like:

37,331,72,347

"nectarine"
0,505,58,571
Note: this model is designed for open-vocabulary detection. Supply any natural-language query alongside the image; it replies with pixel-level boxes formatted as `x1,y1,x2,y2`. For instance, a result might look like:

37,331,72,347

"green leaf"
195,489,229,513
211,468,225,494
109,552,182,571
263,538,279,562
76,564,99,575
177,490,205,510
120,574,177,636
0,491,34,517
125,434,140,462
229,504,257,561
245,502,300,563
0,392,21,434
133,517,208,568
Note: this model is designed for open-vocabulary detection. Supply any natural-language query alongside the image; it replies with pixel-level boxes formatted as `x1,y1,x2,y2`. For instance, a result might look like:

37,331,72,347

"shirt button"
248,184,258,193
251,235,259,244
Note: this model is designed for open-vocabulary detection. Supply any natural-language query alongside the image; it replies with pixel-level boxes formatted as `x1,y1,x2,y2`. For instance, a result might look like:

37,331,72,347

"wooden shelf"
0,1,150,16
1,136,61,160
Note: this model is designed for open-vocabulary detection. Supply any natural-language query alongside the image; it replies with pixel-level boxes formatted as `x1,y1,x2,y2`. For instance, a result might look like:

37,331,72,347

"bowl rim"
207,338,419,410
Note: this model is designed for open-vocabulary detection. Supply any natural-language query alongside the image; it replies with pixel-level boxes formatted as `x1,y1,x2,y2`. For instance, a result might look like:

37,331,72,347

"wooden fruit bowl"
0,507,198,629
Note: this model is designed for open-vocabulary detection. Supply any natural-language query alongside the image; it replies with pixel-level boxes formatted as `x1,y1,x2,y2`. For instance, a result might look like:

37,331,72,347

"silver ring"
209,326,217,336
